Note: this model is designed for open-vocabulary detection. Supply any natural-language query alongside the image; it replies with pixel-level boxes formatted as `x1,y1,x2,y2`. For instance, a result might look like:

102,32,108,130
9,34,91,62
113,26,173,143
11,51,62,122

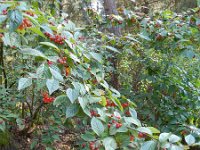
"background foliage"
0,0,200,150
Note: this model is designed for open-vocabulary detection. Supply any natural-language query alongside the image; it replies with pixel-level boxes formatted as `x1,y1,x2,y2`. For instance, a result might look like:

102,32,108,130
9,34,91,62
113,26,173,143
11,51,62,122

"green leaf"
78,97,90,116
20,48,47,58
69,53,80,63
140,141,157,150
0,119,6,132
29,27,46,38
109,125,118,135
181,50,196,58
2,32,20,47
66,104,79,118
169,134,181,143
126,35,141,43
110,88,121,97
162,10,173,19
16,118,25,130
105,46,120,53
198,0,200,7
138,33,151,41
129,108,137,119
49,67,64,82
112,97,123,111
40,42,60,52
36,64,45,77
30,141,37,150
91,117,104,136
100,80,109,89
137,127,152,135
53,95,70,106
124,117,141,127
8,9,23,32
148,127,160,134
185,134,195,145
90,52,102,62
65,20,76,31
78,97,88,110
159,133,171,143
66,88,79,103
0,15,7,24
81,132,96,142
103,137,117,150
170,145,183,150
18,78,32,90
41,25,53,35
46,79,59,95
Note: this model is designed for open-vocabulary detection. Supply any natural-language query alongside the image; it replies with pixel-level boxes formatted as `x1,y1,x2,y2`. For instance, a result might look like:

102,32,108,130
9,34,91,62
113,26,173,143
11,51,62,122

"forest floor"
0,129,78,150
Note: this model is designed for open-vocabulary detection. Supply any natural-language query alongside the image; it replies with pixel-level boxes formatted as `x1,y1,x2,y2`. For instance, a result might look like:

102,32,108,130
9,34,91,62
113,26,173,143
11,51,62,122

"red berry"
112,120,116,124
156,34,163,41
89,142,95,150
130,135,134,141
47,60,53,66
0,34,3,38
90,110,99,117
92,79,98,84
57,58,65,64
116,116,121,120
118,20,123,24
125,111,131,116
122,102,129,108
11,46,16,49
138,132,146,138
116,123,122,128
82,143,86,148
2,9,7,15
180,130,187,135
108,124,111,128
111,102,116,107
87,67,91,72
25,11,34,16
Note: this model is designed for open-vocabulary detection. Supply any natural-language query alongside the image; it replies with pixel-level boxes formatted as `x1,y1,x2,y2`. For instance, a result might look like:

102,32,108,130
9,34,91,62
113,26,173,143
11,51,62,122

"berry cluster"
25,11,34,17
121,102,129,108
138,132,147,138
44,32,65,45
57,57,67,64
42,92,55,103
90,110,100,117
2,9,7,15
18,18,32,30
106,99,117,107
89,141,99,150
108,115,122,128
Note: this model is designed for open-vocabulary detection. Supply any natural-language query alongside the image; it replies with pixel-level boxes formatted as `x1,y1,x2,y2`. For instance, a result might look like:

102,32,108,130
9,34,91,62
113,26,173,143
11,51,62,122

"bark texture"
103,0,121,89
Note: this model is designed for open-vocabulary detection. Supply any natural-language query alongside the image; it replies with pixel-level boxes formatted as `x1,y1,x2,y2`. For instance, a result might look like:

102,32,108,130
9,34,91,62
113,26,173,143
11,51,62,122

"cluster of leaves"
0,1,200,150
84,4,200,134
112,8,200,130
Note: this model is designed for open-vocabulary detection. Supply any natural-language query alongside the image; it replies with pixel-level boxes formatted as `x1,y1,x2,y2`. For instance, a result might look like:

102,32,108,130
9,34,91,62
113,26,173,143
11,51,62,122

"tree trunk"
175,0,197,12
103,0,121,89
